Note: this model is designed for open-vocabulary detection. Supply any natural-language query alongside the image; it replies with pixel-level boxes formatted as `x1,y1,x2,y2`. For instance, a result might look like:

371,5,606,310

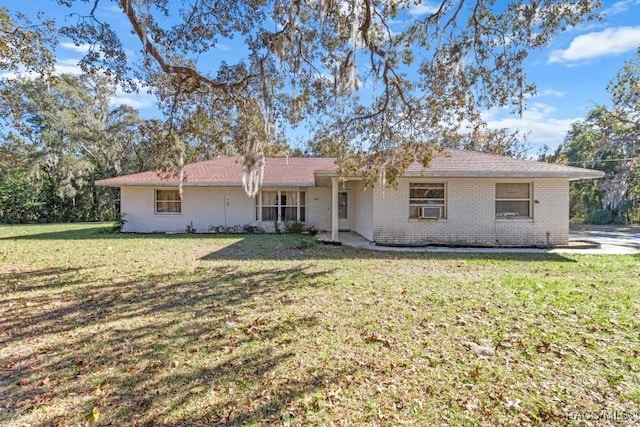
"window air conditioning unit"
420,206,441,219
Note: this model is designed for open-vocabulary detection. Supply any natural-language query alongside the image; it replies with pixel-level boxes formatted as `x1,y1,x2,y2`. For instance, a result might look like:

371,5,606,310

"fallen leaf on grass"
190,385,206,394
86,407,100,425
364,333,393,348
536,341,551,353
465,340,495,357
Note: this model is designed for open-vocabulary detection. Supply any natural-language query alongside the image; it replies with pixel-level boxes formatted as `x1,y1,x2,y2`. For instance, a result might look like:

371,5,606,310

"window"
155,189,181,214
338,192,348,220
256,190,306,222
496,183,531,218
409,183,446,219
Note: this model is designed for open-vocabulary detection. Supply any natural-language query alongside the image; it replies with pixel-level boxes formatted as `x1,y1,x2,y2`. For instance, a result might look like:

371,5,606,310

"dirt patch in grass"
1,224,639,426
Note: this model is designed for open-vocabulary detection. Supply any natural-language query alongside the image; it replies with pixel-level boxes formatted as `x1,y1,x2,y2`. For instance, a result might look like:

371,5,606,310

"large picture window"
409,183,446,219
155,189,181,214
256,190,306,222
495,183,532,218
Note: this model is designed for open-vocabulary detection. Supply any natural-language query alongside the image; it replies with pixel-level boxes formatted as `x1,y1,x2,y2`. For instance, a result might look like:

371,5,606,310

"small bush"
186,221,197,233
226,224,244,234
243,224,265,234
106,213,126,233
584,209,614,225
208,225,225,233
625,205,640,225
305,225,319,236
283,220,305,234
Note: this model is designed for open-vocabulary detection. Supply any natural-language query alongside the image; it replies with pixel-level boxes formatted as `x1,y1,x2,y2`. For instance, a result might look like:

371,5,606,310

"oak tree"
4,0,600,192
549,48,639,222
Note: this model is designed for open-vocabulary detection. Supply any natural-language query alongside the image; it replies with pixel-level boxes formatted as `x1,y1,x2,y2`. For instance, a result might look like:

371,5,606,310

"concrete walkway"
330,232,639,255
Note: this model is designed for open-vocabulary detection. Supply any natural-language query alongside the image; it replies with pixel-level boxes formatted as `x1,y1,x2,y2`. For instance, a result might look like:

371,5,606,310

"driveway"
570,230,640,254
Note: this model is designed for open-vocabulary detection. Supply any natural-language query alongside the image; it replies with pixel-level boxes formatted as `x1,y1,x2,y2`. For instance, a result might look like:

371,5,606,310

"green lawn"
1,224,639,426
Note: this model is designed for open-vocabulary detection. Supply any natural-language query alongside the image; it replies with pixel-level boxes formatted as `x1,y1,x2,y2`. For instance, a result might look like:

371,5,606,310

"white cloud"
110,94,155,109
0,60,156,110
535,89,566,98
407,2,440,16
59,42,93,54
0,58,83,80
549,26,640,64
54,58,84,75
215,43,231,51
604,0,640,16
484,103,581,149
112,85,156,109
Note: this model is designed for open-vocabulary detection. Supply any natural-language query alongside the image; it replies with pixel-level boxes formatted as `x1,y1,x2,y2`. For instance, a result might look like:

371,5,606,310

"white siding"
120,186,332,233
353,181,374,241
372,178,569,247
306,187,331,231
121,186,255,233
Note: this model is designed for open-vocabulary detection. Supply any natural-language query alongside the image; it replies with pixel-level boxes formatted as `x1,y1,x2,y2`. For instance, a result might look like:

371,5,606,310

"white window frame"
155,188,182,215
495,183,533,219
256,189,306,222
409,183,446,220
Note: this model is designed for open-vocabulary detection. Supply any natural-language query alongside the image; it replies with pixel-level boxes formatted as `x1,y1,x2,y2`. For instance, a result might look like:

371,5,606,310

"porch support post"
331,177,339,242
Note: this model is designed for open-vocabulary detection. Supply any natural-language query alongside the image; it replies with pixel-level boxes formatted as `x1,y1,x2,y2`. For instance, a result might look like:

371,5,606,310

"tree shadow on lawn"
0,225,116,240
3,226,575,263
201,237,576,263
1,267,86,294
0,263,340,426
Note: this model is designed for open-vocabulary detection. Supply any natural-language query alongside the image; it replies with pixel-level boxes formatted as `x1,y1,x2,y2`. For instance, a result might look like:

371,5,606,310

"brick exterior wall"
371,178,569,247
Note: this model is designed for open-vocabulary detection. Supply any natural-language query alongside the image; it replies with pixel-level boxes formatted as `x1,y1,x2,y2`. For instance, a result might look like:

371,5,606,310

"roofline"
95,181,318,188
314,170,605,180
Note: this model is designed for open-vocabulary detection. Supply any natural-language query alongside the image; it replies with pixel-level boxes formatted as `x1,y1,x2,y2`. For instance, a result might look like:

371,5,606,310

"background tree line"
0,74,151,223
544,48,639,224
0,72,299,224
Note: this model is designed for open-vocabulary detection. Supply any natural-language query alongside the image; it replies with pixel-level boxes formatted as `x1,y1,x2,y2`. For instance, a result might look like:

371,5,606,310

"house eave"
314,170,605,181
402,170,606,180
95,181,317,188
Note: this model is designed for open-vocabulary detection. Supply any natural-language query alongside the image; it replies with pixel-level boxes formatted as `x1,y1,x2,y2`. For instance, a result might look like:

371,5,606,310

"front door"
338,191,350,231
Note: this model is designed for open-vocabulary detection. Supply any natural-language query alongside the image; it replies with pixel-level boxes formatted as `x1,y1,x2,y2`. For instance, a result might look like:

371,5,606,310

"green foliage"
208,225,226,233
0,74,154,223
305,225,319,237
4,0,600,190
550,49,639,223
0,170,44,224
185,221,197,234
242,224,265,234
625,204,640,225
110,213,126,233
584,209,614,225
0,8,55,73
283,220,305,234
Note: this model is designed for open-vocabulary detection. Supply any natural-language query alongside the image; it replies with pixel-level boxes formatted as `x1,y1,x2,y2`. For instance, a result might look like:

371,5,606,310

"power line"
566,157,640,165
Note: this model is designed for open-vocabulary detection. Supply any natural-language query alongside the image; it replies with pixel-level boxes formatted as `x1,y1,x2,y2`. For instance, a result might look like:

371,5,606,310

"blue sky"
479,0,640,152
3,0,640,153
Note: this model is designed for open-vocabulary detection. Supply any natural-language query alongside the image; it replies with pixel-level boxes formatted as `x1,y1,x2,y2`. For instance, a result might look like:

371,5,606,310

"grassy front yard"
1,224,639,426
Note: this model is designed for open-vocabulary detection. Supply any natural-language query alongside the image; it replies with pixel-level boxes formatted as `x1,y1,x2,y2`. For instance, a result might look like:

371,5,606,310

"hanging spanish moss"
242,137,265,198
238,100,270,197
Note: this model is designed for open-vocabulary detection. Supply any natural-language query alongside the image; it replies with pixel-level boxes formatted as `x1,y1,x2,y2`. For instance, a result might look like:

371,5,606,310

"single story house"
96,149,604,247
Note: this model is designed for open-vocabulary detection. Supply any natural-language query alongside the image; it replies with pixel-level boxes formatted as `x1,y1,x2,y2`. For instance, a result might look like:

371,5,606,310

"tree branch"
117,0,254,92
